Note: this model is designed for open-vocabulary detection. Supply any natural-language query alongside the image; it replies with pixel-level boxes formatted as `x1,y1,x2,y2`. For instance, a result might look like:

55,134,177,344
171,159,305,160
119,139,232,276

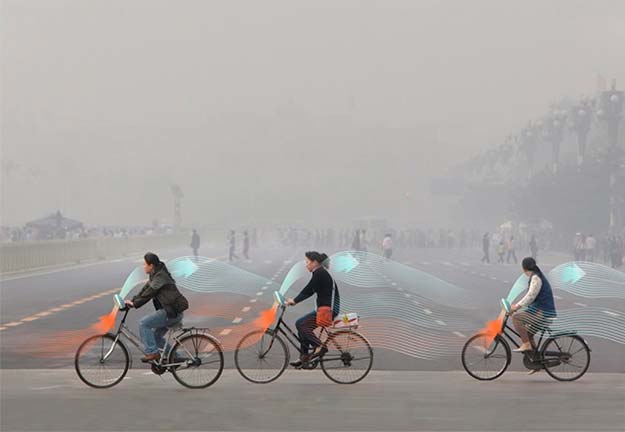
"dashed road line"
574,302,588,307
220,329,232,336
453,331,466,338
603,310,620,317
241,306,251,313
423,309,432,315
232,317,243,324
435,320,446,326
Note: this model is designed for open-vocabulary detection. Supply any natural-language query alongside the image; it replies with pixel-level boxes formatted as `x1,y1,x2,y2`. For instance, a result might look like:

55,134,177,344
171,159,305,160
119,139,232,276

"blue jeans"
139,309,183,355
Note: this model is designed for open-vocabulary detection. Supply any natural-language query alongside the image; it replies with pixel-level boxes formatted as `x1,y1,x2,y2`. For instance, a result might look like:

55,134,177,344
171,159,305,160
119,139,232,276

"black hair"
521,257,542,275
305,251,330,268
144,252,161,267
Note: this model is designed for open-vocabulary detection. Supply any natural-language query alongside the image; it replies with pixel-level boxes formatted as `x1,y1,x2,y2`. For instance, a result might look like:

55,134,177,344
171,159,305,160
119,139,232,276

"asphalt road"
1,242,624,431
1,369,623,431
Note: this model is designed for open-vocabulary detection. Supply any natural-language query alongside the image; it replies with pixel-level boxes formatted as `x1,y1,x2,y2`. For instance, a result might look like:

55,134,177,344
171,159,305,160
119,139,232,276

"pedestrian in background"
190,229,200,261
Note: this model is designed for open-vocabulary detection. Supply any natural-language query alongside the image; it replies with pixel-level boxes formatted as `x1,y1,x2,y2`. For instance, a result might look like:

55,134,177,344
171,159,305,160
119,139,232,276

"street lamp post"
597,81,624,230
543,111,566,175
521,122,538,178
570,99,592,167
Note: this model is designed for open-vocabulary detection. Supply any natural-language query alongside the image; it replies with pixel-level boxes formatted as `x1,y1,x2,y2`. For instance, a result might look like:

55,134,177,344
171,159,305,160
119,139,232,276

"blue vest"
527,272,557,317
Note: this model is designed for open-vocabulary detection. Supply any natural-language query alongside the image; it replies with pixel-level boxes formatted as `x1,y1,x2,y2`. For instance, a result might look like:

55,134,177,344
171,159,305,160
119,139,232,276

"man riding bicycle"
124,252,189,362
286,251,340,368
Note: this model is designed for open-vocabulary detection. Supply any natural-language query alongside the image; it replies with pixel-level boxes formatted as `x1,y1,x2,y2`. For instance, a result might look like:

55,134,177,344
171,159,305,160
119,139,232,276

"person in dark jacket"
286,251,340,368
125,252,189,362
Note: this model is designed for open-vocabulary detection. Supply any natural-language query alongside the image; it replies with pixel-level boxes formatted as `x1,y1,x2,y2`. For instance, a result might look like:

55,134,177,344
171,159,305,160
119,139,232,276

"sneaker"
527,368,541,375
141,352,161,363
309,346,328,359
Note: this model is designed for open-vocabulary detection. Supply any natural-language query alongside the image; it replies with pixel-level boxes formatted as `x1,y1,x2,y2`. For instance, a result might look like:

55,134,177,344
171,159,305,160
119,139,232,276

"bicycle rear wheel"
75,333,129,388
169,333,224,389
541,335,590,381
234,330,289,383
320,330,373,384
462,333,510,380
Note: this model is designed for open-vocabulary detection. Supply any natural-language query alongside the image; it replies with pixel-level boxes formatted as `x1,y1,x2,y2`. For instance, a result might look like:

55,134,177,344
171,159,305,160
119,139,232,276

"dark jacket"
293,266,340,316
132,263,189,318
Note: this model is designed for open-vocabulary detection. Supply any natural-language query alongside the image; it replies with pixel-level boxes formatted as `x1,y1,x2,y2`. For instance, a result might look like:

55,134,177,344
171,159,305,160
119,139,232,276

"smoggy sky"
2,0,624,227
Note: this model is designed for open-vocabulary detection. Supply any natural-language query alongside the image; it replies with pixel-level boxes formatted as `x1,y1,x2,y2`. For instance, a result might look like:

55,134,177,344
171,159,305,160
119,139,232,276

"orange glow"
480,317,504,346
252,305,278,332
93,307,118,333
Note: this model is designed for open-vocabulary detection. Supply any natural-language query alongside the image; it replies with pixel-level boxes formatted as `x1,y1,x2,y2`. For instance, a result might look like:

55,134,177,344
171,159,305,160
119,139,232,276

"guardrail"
0,234,191,274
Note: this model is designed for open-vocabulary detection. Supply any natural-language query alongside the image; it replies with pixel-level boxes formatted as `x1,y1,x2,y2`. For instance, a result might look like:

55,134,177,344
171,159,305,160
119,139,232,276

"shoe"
309,346,328,359
290,354,311,369
141,352,161,363
513,343,532,352
527,369,541,375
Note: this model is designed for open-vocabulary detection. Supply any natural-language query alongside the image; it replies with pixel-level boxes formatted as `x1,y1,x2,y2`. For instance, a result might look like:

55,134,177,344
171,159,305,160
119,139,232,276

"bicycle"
234,291,373,384
75,294,224,389
461,298,591,381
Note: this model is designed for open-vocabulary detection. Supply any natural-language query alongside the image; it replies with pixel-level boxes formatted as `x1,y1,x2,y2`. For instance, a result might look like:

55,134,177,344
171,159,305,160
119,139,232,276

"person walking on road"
243,230,250,260
497,241,505,264
481,232,490,263
190,229,200,261
506,235,518,264
585,234,596,262
351,229,361,251
382,233,393,259
228,230,239,262
529,235,538,260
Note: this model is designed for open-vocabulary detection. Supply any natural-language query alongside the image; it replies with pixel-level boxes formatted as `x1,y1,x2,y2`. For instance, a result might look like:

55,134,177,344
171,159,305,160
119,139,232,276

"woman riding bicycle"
124,252,189,362
510,257,557,355
286,251,340,368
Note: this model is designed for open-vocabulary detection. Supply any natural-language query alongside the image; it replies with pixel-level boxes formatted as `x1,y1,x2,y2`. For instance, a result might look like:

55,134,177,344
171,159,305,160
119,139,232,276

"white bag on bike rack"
332,313,359,329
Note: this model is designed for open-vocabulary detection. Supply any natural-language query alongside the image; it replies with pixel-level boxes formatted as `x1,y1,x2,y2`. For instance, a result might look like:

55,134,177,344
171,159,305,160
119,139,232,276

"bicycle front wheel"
234,330,289,384
321,330,373,384
461,333,510,381
541,335,590,382
75,333,129,389
169,333,224,389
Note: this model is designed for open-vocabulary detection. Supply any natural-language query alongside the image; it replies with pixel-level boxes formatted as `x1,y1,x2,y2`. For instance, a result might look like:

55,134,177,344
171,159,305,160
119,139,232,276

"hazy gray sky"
2,0,624,227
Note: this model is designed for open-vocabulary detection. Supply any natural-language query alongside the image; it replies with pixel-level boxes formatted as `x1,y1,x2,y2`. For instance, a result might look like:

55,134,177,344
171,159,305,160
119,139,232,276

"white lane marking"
232,317,243,324
31,385,68,391
35,311,52,317
49,307,64,312
250,299,257,303
453,331,466,338
412,300,420,305
220,329,232,336
0,326,6,331
574,302,587,307
503,280,510,284
256,292,263,296
490,276,497,280
603,310,620,317
21,316,39,322
241,306,251,313
391,282,397,286
423,309,432,315
554,295,563,300
4,321,23,327
404,293,411,298
261,286,268,291
435,320,447,326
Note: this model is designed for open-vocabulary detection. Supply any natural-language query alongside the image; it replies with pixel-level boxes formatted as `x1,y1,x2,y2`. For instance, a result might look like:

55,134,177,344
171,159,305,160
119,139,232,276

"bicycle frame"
263,304,351,360
106,308,205,368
